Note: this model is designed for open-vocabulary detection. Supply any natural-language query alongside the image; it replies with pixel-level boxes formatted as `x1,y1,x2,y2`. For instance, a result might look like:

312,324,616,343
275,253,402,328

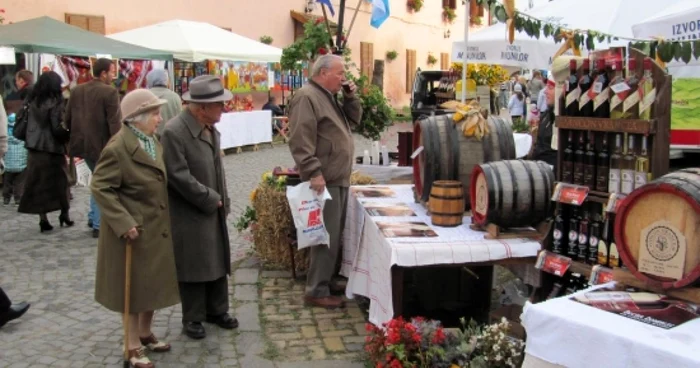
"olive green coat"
91,125,180,313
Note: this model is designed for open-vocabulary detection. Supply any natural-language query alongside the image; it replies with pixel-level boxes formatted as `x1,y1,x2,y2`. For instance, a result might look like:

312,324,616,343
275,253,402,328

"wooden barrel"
470,160,555,228
614,168,700,289
429,180,465,227
457,116,516,209
412,115,459,202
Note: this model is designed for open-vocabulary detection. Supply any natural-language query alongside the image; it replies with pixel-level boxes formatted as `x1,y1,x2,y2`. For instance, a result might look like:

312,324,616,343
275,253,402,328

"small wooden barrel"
429,180,465,227
457,116,516,209
470,160,555,228
413,115,459,202
614,168,700,289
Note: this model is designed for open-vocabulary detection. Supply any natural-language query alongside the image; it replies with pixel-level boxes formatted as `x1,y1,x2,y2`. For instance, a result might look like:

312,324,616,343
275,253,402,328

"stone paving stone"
233,268,260,285
234,285,259,301
261,270,292,278
235,302,261,332
323,337,346,352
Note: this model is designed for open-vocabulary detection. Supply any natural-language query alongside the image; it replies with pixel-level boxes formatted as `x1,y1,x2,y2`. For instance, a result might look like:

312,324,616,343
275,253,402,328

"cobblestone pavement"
0,127,412,367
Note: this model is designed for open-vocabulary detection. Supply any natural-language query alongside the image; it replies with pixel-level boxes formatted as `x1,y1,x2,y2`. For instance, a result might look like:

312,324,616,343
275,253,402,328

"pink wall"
3,0,485,107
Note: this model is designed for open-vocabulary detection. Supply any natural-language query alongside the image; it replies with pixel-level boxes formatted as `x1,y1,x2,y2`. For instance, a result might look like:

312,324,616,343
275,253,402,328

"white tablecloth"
341,184,542,326
216,110,272,149
521,283,700,368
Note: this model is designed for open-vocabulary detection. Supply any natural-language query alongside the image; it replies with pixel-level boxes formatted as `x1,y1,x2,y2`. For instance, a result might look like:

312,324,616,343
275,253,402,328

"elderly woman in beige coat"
91,89,179,368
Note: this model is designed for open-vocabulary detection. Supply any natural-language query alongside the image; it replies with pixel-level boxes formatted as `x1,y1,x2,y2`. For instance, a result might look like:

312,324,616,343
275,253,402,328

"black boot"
59,212,74,227
39,220,54,233
0,302,30,328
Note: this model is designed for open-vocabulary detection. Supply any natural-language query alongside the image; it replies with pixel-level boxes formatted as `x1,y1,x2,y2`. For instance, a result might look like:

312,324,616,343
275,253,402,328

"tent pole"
461,2,470,104
320,5,335,49
343,0,364,49
335,0,347,54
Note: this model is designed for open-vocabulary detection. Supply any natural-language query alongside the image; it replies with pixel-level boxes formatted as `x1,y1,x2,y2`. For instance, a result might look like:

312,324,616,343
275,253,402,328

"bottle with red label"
578,59,594,117
592,58,611,118
564,60,580,116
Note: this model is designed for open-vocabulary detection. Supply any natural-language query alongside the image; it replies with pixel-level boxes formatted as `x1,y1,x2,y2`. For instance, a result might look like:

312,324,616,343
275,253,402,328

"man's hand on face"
310,174,326,195
342,80,358,96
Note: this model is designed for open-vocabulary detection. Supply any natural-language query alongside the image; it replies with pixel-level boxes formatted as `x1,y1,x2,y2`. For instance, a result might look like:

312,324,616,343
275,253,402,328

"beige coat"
91,125,179,313
288,80,362,187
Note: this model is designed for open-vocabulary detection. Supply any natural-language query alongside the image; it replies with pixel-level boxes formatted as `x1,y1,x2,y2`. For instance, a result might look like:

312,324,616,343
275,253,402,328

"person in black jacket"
5,70,34,102
532,75,557,171
17,71,74,232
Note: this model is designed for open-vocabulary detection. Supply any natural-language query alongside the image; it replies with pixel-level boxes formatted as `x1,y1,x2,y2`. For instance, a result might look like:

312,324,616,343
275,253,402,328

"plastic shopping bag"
286,181,332,250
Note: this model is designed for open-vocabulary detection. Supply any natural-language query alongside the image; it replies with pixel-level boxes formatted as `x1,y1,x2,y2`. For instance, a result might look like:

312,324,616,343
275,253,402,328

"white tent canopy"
108,20,282,63
632,0,700,77
453,0,684,69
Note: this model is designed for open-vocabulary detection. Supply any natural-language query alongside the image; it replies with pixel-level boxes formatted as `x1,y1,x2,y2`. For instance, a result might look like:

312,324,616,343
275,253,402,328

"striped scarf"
127,124,156,160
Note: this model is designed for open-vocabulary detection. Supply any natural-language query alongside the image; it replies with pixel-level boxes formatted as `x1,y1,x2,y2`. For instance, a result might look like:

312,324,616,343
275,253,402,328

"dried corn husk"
451,100,489,140
350,171,377,185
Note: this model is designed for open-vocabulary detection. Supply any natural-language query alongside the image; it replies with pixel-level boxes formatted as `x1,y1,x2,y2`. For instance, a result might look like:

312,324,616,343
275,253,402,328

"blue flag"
370,0,390,28
317,0,335,16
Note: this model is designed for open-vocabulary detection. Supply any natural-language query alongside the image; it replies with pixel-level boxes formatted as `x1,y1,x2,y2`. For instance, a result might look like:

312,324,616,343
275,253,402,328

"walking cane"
123,239,133,368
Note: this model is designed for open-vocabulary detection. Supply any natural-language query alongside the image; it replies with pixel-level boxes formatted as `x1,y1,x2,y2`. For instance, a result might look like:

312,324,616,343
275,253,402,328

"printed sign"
638,221,687,280
535,251,572,277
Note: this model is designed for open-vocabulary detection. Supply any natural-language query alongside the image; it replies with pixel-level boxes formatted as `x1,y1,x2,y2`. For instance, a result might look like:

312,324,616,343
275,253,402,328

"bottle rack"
533,48,672,303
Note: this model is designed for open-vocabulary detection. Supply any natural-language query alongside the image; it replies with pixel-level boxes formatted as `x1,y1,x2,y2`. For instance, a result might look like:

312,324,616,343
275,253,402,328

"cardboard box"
489,304,526,340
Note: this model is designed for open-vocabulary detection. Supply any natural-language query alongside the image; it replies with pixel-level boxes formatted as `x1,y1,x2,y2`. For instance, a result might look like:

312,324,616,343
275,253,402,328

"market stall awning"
108,20,283,63
452,0,682,69
0,16,172,60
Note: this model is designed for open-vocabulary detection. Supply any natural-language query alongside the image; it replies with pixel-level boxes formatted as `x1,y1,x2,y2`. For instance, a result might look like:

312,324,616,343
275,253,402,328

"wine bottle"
577,209,590,261
552,206,566,255
635,135,651,189
597,210,610,267
567,207,580,260
608,134,622,194
592,58,611,118
608,213,621,267
565,60,580,116
578,59,594,117
621,135,636,195
573,132,586,185
639,58,655,120
588,213,602,264
622,59,641,119
584,131,596,189
562,131,575,183
609,61,627,119
596,134,610,192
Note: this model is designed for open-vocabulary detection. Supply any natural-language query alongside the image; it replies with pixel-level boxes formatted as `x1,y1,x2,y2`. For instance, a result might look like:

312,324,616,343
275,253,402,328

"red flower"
376,363,384,368
432,327,446,345
318,47,328,55
365,323,374,332
315,18,323,25
412,333,422,343
386,330,401,345
389,360,402,368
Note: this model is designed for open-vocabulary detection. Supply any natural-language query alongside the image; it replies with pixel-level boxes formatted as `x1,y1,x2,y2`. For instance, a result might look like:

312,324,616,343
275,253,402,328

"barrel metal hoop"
430,211,464,216
489,162,504,223
430,194,465,200
503,160,519,222
535,160,553,219
447,116,460,181
420,118,436,202
520,160,537,224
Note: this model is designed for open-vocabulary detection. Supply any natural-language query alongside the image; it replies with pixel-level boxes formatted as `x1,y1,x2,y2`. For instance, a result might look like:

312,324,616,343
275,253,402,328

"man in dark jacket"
5,70,34,102
161,76,237,340
288,54,362,309
64,58,121,238
532,73,557,170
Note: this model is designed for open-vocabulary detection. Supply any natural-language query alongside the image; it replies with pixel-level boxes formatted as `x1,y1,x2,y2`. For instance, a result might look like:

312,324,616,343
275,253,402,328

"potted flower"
386,50,398,62
427,54,438,66
407,0,424,12
443,7,457,24
259,35,273,45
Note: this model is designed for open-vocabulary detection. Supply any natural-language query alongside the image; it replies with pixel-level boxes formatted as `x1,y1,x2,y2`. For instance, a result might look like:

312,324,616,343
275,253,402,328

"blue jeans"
85,159,100,230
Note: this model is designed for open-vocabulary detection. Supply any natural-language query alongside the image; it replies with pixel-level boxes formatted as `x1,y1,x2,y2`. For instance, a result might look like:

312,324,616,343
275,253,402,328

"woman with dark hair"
17,71,73,232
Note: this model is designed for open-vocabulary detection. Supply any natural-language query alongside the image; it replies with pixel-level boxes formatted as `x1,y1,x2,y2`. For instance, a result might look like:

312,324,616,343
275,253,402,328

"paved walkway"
0,127,408,367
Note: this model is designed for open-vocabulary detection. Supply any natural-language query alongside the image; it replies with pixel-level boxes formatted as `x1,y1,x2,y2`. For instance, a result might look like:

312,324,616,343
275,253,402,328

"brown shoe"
140,333,171,352
304,295,345,309
128,347,154,368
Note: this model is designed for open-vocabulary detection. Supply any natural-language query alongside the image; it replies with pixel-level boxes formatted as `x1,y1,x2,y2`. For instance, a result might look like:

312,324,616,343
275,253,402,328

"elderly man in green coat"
161,75,237,340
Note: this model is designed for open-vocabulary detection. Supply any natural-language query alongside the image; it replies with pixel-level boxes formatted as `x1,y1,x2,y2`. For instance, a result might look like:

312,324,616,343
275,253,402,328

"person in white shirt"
508,84,526,124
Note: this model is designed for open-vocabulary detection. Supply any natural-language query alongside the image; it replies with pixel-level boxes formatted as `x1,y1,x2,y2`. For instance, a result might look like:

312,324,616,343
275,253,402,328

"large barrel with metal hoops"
470,160,555,228
412,114,516,207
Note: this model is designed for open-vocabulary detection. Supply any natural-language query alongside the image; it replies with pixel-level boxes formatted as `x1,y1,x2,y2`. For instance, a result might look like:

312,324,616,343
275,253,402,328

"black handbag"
12,103,28,140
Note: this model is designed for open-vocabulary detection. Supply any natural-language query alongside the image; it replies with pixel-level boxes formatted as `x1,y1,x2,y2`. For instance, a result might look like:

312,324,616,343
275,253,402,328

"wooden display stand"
612,268,700,304
535,48,673,302
470,221,551,241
